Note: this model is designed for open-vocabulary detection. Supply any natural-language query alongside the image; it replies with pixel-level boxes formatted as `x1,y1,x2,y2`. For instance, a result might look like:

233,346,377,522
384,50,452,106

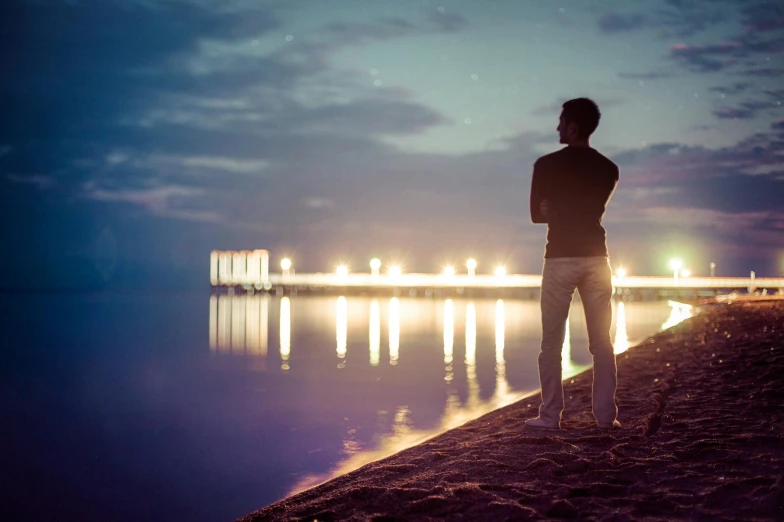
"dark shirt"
530,146,619,258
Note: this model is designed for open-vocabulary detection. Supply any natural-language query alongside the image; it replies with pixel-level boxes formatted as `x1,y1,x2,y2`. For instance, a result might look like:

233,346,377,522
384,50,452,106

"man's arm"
530,159,547,224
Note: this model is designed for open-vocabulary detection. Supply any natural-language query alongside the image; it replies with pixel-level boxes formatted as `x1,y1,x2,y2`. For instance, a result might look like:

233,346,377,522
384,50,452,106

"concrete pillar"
210,251,219,286
218,251,231,285
256,249,270,284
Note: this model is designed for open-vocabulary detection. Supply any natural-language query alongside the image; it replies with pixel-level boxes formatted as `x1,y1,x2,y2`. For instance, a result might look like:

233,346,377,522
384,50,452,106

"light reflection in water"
614,301,630,354
465,302,479,406
494,300,508,399
209,294,269,356
389,297,400,365
336,297,347,367
291,297,525,495
369,300,380,366
231,295,245,353
443,299,454,382
218,295,230,352
209,295,217,351
205,295,696,497
280,297,290,371
561,315,582,377
662,300,694,330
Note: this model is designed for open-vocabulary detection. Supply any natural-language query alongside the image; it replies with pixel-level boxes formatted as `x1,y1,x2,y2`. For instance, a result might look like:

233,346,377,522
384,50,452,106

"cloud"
618,71,675,80
597,13,646,33
6,174,56,189
708,82,752,95
712,100,777,119
669,42,744,73
739,67,784,77
82,183,223,223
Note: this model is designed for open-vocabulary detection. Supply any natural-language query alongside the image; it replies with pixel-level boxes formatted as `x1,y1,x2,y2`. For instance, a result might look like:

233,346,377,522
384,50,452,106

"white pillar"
255,249,270,285
210,251,219,286
218,251,231,285
246,250,259,285
749,271,756,293
232,251,247,286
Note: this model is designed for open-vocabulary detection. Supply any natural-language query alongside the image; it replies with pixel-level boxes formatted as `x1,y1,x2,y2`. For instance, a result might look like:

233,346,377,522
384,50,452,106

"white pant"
537,256,618,425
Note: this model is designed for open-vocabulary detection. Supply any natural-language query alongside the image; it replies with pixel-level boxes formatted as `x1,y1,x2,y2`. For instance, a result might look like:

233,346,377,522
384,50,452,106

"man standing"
525,98,621,431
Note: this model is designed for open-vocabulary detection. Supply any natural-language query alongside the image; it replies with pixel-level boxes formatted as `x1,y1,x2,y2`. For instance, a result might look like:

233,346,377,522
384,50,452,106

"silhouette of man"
525,98,621,431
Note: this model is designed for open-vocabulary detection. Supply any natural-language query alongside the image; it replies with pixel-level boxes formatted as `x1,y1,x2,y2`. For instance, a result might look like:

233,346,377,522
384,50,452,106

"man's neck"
567,140,591,148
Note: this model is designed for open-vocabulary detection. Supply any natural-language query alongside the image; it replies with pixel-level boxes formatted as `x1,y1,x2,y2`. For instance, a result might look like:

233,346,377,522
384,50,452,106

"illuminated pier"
209,250,784,297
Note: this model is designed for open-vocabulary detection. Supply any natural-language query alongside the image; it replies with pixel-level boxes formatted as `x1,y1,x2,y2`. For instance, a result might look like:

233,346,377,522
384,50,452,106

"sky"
2,0,784,290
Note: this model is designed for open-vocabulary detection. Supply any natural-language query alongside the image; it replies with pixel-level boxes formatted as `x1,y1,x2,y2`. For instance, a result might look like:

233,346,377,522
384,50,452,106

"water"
1,292,692,522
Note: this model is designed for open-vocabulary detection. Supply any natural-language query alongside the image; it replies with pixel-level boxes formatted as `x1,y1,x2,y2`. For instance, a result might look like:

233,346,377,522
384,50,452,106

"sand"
238,301,784,521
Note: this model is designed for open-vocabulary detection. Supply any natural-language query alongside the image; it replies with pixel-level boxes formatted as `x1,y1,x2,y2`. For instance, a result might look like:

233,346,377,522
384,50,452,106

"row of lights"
280,257,702,280
280,257,508,278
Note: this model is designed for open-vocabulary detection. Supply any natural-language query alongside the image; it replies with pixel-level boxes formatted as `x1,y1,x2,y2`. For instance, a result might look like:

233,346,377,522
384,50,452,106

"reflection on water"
280,296,290,371
444,299,454,382
369,300,380,367
210,294,270,356
662,300,694,330
336,296,347,368
614,301,630,354
205,295,695,497
389,297,400,365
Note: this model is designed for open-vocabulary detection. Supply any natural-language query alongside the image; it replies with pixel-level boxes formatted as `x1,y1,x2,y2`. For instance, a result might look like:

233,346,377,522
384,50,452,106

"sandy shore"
238,301,784,521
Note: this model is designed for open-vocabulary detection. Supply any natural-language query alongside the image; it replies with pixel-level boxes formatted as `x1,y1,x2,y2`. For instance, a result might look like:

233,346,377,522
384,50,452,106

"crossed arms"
529,159,549,224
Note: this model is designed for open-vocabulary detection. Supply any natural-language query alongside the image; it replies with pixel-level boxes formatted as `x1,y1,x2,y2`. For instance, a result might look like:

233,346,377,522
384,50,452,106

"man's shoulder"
534,149,565,169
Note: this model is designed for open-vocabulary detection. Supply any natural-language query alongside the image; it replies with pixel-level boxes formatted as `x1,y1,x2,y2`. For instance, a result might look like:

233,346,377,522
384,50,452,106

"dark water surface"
0,292,692,521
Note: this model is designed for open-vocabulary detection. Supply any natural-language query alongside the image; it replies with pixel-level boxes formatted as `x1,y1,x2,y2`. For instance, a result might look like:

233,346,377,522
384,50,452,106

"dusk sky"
3,0,784,290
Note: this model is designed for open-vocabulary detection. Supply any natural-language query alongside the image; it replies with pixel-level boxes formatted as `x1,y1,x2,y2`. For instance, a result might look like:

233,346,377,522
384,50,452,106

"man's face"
557,114,566,143
557,113,578,144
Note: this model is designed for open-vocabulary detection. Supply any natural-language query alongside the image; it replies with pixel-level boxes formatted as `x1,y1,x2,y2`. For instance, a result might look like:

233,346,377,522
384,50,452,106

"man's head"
558,98,601,145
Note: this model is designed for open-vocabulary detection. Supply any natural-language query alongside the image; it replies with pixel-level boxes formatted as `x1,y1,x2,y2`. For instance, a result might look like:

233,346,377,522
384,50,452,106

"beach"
238,300,784,521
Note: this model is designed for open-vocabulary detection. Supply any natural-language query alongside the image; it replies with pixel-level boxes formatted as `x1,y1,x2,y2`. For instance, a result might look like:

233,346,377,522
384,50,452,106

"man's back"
530,146,619,258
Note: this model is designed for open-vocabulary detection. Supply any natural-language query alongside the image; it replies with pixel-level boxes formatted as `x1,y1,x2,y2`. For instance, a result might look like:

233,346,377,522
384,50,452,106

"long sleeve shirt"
530,146,620,258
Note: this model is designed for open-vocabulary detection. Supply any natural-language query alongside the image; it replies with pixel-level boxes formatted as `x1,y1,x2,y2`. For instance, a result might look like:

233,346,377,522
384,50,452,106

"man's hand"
540,199,549,219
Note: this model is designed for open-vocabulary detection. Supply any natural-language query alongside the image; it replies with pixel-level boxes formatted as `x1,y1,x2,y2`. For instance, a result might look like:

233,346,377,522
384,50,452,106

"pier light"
494,265,507,278
370,258,381,277
280,258,292,271
388,265,402,277
466,258,477,277
336,264,349,277
616,267,627,279
443,265,456,277
669,258,683,281
680,268,691,278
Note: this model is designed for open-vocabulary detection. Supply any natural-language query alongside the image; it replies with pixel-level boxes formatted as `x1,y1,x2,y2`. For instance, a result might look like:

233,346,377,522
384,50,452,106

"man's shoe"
525,417,561,430
598,420,622,430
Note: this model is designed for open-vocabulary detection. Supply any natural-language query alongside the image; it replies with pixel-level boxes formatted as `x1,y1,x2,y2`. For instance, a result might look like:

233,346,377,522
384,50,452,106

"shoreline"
239,301,783,521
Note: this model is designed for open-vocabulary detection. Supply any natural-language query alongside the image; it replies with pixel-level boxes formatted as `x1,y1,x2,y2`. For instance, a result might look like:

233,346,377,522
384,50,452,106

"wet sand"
238,301,784,521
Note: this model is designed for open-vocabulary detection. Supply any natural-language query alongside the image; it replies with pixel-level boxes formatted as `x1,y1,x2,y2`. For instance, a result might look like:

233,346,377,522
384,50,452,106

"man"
525,97,621,431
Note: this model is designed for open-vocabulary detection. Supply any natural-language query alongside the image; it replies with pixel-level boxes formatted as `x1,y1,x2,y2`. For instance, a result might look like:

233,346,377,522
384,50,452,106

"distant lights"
680,268,691,278
495,265,507,278
616,267,628,279
443,265,456,277
466,258,477,277
280,258,292,271
370,258,381,270
336,265,349,277
388,265,402,277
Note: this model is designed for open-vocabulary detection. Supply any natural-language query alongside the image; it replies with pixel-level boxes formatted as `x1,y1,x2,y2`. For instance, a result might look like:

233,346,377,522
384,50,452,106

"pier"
209,250,784,299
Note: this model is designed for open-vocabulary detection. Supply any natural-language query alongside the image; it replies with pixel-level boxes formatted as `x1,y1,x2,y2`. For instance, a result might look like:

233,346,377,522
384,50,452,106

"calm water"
1,292,692,522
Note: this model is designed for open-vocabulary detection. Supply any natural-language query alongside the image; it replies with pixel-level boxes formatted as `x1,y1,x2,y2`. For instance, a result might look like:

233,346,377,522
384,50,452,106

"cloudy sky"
2,0,784,289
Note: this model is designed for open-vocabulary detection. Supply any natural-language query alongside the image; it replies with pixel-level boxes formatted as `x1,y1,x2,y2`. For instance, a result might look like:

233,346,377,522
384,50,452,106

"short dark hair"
561,98,601,138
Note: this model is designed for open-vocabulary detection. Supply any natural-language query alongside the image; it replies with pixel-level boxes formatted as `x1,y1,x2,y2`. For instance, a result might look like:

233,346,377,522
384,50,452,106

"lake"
1,292,692,521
